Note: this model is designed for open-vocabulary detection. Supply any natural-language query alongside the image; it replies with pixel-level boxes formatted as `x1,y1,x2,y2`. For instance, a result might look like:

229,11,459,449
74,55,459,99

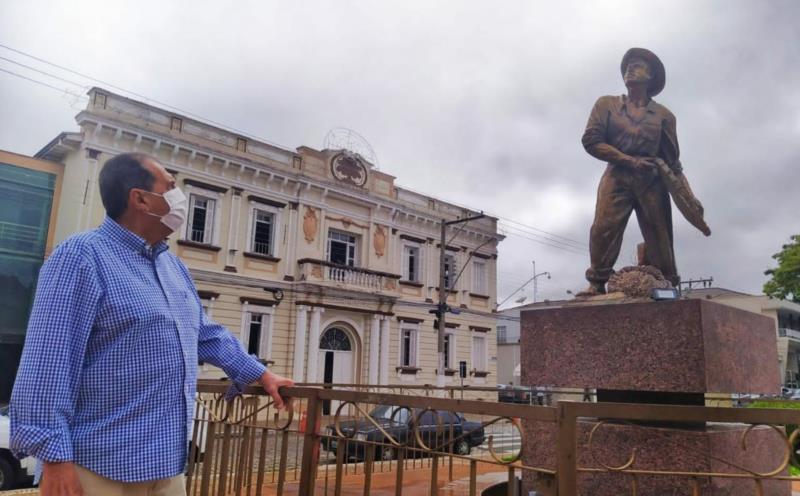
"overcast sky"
1,0,798,304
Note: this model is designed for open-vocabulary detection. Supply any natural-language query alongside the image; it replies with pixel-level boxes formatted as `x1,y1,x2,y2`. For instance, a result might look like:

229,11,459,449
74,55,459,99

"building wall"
36,88,501,396
0,150,63,402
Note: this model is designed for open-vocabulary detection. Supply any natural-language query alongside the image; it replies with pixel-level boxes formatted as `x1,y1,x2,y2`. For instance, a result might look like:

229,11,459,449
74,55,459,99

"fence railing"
189,382,799,496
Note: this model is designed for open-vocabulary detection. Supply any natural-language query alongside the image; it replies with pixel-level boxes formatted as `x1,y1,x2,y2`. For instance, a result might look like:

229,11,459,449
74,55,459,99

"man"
580,47,683,295
10,153,293,495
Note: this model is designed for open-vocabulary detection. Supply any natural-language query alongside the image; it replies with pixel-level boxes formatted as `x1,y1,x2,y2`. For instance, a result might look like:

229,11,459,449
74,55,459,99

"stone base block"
521,299,780,394
522,419,791,495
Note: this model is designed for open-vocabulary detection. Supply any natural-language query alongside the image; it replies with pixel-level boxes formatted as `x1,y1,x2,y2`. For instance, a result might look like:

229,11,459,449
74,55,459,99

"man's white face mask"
145,187,188,232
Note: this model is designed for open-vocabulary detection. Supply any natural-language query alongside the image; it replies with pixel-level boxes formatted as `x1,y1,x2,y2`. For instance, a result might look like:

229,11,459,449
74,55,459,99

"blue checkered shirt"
10,217,266,482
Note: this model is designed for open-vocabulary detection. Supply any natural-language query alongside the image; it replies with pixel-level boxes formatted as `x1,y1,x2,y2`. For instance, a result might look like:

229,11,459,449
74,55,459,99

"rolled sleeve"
10,246,101,462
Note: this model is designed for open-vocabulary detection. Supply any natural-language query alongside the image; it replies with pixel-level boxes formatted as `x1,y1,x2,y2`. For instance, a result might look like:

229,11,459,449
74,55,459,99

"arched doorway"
318,326,355,414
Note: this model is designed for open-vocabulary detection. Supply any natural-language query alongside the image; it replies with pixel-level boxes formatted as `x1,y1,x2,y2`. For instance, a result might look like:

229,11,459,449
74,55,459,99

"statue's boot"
575,282,606,297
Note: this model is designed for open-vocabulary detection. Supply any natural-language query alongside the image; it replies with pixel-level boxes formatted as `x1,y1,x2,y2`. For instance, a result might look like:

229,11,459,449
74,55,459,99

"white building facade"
36,88,502,394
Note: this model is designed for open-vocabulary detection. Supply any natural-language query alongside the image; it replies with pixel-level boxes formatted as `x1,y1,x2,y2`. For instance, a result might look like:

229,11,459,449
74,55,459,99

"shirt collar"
620,94,657,114
100,217,169,259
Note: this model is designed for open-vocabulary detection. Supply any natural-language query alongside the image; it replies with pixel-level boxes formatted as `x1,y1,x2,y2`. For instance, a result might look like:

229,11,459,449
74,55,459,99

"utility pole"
436,213,485,389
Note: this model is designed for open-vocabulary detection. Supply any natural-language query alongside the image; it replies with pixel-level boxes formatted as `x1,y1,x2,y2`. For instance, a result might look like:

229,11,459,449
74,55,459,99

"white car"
0,405,36,490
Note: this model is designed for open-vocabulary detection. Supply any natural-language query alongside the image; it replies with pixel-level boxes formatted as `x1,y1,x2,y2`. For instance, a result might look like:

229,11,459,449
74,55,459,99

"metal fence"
188,381,799,496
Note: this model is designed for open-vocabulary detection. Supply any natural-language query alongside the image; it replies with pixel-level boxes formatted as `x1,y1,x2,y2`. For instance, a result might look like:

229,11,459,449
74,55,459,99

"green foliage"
747,400,799,470
763,234,800,303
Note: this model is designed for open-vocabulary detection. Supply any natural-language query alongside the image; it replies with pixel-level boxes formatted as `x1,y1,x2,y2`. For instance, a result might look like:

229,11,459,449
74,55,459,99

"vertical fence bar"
395,446,405,496
334,442,346,496
217,421,234,496
255,427,269,496
363,442,374,495
276,429,290,495
430,454,439,496
469,460,477,496
556,402,578,496
198,420,217,496
298,390,323,496
507,466,516,496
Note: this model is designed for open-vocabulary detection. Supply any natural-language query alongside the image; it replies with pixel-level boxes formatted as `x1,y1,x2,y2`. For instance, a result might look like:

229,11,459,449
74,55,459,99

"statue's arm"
581,96,637,169
660,111,683,174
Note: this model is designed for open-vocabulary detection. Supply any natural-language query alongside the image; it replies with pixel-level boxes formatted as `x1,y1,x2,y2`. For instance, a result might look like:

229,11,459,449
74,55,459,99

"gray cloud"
1,0,798,302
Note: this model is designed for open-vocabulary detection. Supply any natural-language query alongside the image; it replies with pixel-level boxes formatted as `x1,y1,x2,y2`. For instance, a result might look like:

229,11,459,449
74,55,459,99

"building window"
472,334,487,371
444,332,455,369
328,230,357,266
251,209,274,255
403,244,421,282
472,259,487,294
236,137,248,153
170,117,182,132
242,310,272,358
443,253,456,290
400,328,418,367
497,325,507,343
187,194,215,244
93,91,107,108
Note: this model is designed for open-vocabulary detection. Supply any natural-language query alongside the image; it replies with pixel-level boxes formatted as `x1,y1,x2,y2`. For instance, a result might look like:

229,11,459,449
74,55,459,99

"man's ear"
128,188,149,213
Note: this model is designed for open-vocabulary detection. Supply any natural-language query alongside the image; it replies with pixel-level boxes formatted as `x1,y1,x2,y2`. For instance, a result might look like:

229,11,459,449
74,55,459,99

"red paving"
259,464,508,495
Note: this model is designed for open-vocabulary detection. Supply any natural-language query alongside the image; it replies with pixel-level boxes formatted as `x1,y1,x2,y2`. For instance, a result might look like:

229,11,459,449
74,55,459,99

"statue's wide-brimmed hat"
621,47,665,97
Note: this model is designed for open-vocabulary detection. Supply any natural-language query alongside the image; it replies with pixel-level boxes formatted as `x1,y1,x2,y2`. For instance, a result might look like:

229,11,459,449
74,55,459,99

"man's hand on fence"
259,369,294,411
41,462,83,496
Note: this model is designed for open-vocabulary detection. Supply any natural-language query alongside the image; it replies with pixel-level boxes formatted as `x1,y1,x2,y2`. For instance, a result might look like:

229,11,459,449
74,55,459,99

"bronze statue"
579,48,709,296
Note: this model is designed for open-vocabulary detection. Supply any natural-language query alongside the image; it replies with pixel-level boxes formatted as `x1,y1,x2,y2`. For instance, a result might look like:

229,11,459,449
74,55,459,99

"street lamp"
531,261,550,304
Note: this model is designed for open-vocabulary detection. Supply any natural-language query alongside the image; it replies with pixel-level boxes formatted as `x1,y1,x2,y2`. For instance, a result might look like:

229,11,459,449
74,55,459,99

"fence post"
556,402,578,496
298,389,323,496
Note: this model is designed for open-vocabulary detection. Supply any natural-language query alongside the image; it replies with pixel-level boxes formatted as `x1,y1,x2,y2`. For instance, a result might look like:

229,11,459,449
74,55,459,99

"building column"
379,316,390,385
306,307,324,382
369,315,381,385
292,305,309,382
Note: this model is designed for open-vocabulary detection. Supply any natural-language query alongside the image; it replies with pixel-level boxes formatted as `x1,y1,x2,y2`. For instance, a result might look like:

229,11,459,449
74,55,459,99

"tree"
763,234,800,303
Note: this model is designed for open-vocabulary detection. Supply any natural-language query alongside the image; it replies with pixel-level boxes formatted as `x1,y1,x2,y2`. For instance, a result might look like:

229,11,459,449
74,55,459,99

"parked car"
496,384,531,404
0,405,36,490
321,405,485,461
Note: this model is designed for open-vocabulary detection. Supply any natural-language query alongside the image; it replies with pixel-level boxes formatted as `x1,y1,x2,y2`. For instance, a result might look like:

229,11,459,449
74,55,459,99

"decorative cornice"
396,316,424,323
239,296,277,307
243,252,281,263
399,234,426,244
197,290,220,300
247,194,286,208
469,326,492,333
183,178,228,193
177,239,222,252
294,300,394,316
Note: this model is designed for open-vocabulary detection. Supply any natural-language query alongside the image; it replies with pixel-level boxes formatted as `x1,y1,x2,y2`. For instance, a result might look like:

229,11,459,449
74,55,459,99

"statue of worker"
579,48,685,296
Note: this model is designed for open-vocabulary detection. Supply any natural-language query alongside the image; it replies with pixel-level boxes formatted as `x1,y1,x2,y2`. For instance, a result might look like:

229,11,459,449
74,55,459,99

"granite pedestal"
520,299,788,495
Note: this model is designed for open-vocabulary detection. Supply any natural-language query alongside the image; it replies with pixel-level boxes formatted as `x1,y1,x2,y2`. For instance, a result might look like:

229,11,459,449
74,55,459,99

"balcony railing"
297,258,401,292
188,381,800,496
779,327,800,341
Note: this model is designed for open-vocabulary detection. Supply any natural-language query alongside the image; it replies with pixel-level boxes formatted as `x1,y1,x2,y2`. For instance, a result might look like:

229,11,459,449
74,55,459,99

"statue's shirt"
582,94,681,172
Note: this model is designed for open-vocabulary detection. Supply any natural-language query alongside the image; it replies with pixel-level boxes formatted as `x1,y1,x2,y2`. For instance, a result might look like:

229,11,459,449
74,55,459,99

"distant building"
0,150,64,402
32,88,502,398
496,307,522,385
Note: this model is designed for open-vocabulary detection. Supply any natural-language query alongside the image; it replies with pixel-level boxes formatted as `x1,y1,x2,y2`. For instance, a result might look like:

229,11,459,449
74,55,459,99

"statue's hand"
629,156,658,174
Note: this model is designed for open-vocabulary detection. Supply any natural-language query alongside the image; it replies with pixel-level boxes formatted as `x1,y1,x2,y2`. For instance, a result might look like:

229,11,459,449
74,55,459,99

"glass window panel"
252,210,273,255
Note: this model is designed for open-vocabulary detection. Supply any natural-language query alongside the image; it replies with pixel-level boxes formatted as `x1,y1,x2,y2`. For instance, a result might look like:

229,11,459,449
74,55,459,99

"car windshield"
369,405,410,424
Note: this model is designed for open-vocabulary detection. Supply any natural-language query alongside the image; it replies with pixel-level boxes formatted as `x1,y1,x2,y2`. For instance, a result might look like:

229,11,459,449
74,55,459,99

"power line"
0,55,89,90
0,67,87,100
0,42,295,152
